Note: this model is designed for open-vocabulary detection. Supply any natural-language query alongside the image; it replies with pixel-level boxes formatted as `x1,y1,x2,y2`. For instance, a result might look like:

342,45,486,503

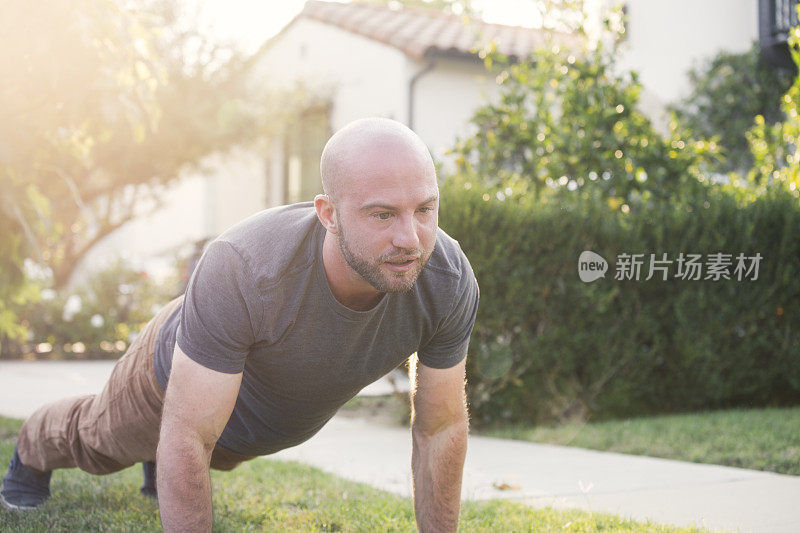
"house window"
759,0,800,67
283,106,330,204
774,0,799,36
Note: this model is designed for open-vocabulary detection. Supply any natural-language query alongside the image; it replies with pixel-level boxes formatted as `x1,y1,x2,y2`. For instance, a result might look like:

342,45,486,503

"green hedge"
440,180,800,426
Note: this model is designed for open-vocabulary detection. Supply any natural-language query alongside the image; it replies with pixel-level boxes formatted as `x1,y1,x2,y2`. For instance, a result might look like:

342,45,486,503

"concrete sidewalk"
1,360,798,532
0,360,118,418
0,360,408,418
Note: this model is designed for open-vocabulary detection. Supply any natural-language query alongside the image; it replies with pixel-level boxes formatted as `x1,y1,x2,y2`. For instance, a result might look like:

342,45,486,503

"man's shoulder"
424,227,473,281
411,227,479,368
414,227,477,310
213,202,321,285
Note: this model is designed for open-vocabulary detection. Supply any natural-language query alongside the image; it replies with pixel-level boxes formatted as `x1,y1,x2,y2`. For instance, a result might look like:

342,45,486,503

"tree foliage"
450,42,718,209
0,0,257,290
670,43,794,175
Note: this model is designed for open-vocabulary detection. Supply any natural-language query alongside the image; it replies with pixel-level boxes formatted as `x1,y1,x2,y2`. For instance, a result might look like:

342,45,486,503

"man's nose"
392,214,420,251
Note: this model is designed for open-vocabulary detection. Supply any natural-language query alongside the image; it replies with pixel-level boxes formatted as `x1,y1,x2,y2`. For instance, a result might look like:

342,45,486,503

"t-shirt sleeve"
176,240,262,374
417,258,480,369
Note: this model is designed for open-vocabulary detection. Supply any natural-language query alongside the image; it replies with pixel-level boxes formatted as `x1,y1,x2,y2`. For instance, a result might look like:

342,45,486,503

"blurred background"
1,0,798,429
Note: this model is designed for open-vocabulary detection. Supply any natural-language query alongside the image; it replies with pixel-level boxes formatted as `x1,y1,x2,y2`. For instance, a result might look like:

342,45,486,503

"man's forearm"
411,421,469,532
156,429,214,533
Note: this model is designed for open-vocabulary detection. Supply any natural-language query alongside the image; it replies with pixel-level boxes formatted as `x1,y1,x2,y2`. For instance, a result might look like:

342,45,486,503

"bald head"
320,117,436,204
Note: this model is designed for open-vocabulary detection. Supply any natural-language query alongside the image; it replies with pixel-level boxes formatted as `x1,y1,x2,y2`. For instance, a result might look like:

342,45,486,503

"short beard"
335,213,429,293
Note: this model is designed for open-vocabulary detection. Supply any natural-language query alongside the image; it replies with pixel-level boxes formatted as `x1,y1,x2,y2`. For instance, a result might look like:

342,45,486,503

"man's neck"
321,232,383,311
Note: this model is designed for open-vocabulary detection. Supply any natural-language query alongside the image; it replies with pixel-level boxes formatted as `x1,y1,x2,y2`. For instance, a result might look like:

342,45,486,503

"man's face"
333,151,439,293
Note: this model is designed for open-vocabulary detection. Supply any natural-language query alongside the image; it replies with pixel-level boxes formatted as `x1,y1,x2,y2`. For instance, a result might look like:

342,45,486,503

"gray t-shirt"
154,202,479,456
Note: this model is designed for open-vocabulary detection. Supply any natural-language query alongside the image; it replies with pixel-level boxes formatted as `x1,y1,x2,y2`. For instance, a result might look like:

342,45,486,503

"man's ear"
314,194,339,234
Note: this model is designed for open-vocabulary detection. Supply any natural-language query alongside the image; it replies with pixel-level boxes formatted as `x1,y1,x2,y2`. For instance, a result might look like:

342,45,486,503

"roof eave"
422,47,533,66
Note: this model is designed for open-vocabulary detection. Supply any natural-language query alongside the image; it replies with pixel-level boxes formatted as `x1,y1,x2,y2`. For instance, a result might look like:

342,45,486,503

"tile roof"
295,0,580,61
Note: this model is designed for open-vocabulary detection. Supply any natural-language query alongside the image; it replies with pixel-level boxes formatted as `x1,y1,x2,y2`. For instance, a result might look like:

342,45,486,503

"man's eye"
417,207,432,214
375,212,392,221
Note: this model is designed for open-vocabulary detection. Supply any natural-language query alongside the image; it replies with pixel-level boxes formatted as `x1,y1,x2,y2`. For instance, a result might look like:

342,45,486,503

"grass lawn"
0,417,708,532
482,406,800,476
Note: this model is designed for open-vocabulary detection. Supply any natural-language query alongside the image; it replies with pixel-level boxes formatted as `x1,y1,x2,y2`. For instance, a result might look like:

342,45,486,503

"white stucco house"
77,0,577,281
78,0,781,283
250,0,580,207
603,0,760,122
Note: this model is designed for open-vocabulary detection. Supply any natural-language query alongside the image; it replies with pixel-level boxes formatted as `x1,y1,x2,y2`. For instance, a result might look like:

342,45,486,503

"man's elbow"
412,412,469,446
158,421,216,465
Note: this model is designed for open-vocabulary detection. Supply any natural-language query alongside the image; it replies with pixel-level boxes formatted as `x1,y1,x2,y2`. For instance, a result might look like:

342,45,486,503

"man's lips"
384,257,418,272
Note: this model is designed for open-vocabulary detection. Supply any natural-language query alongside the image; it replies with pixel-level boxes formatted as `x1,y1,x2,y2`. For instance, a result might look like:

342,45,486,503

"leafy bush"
451,42,718,206
440,179,800,426
1,259,178,360
670,43,794,175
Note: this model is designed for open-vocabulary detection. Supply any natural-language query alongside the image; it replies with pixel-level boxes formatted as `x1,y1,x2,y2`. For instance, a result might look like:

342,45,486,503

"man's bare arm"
409,355,469,533
157,344,242,533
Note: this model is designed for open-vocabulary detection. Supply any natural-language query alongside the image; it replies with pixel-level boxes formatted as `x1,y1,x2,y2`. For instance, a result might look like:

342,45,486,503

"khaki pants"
17,296,255,475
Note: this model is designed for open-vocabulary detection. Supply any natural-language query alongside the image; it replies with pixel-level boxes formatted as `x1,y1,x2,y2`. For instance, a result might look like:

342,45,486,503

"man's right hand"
157,344,242,533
